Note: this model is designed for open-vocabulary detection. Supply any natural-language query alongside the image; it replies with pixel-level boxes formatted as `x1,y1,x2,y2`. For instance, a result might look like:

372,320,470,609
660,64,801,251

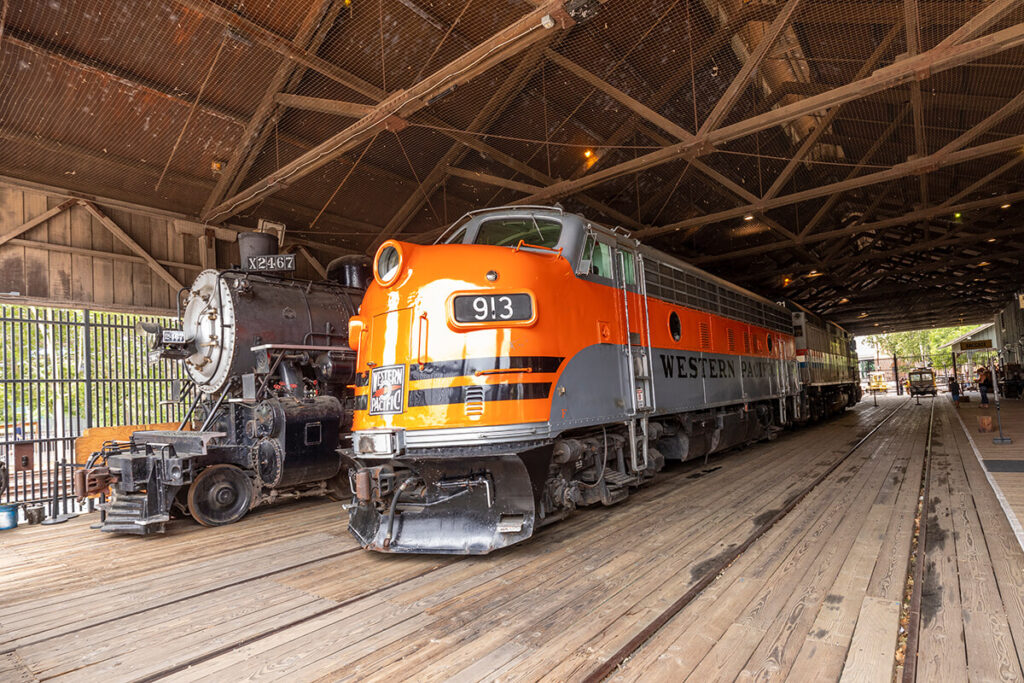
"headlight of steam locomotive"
374,241,404,286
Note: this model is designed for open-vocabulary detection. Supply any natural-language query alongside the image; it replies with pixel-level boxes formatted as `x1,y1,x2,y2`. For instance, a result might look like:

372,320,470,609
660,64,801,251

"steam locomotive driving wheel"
188,464,254,527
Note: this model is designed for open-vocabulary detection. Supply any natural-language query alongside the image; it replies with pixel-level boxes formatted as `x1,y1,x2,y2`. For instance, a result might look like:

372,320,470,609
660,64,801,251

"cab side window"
577,234,614,280
591,242,614,279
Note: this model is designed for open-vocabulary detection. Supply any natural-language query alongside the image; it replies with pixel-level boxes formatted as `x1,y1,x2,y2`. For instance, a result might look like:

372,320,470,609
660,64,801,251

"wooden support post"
198,230,217,269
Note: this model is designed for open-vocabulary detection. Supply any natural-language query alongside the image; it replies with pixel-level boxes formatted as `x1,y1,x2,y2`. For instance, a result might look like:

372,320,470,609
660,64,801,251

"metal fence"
1,304,186,514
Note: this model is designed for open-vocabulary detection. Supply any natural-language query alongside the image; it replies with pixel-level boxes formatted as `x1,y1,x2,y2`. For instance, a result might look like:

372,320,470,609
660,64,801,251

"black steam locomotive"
77,235,369,534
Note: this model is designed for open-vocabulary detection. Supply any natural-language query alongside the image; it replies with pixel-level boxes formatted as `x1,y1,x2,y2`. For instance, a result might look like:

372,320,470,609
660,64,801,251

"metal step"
603,470,638,487
100,521,150,535
100,493,166,534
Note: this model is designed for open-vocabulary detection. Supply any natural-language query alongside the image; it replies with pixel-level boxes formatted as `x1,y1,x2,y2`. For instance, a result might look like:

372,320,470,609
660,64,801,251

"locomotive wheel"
188,465,253,527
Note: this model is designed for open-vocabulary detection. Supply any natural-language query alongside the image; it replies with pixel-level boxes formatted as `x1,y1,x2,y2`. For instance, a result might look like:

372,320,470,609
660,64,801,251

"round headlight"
373,241,404,286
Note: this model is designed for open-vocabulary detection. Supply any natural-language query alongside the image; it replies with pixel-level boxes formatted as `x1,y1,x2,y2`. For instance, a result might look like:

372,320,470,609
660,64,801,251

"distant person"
978,367,992,407
948,376,960,408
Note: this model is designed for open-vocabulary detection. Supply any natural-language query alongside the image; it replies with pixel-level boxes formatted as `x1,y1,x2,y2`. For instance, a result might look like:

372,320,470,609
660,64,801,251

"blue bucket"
0,504,18,530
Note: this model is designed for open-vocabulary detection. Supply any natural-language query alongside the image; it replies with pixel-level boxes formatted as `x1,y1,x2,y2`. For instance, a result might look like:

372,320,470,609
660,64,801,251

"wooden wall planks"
0,183,331,314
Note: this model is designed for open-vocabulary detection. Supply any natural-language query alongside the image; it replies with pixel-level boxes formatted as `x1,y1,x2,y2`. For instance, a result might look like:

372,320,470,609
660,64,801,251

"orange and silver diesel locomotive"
346,206,859,554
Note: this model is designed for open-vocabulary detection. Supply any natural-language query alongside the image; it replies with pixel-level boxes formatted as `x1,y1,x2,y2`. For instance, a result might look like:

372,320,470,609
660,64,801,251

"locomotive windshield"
445,216,562,248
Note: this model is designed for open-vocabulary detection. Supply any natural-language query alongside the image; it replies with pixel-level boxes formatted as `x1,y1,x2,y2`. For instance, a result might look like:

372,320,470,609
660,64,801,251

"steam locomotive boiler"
78,239,369,534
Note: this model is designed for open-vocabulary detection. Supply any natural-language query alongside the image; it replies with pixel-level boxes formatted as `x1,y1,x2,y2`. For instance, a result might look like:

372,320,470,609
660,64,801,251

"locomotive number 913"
452,293,532,323
345,205,861,554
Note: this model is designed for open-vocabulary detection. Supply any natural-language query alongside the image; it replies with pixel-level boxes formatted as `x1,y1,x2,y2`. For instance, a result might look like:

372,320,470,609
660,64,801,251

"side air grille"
727,328,736,352
699,322,711,350
743,329,751,353
464,385,485,419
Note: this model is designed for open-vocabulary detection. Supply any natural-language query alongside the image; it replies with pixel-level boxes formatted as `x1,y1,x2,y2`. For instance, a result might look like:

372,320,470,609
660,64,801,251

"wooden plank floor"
950,391,1024,550
2,395,1020,681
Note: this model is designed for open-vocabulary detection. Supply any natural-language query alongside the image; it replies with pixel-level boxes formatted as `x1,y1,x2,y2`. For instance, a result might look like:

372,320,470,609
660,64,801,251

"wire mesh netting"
1,0,1023,329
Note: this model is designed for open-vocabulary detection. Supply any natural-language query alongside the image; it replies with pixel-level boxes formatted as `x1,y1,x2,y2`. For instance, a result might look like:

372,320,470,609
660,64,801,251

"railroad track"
585,396,933,683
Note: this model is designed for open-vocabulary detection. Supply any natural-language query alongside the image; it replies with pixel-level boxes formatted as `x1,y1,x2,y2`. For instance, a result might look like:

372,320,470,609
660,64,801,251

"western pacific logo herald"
369,364,405,415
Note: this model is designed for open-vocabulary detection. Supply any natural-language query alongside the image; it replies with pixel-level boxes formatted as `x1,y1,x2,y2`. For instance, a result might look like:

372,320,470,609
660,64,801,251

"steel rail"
582,398,914,683
900,397,936,682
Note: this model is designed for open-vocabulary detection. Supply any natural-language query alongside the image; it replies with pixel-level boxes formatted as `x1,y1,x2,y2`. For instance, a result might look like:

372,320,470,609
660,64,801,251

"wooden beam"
543,49,692,141
942,156,1024,206
935,0,1024,47
3,238,202,272
367,39,555,250
5,16,416,214
175,0,384,101
202,0,344,216
445,167,542,195
936,90,1024,155
296,245,328,279
568,4,776,181
78,200,184,291
799,106,909,239
693,187,1024,264
697,0,803,136
763,22,903,201
904,0,930,208
644,132,1024,242
540,51,784,237
513,21,1024,205
732,224,1024,284
0,199,74,248
204,1,567,223
0,124,376,253
0,175,357,259
273,94,375,118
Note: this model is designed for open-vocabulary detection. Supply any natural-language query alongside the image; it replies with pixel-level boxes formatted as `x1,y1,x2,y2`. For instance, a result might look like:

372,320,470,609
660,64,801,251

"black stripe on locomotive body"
408,382,552,407
408,356,564,380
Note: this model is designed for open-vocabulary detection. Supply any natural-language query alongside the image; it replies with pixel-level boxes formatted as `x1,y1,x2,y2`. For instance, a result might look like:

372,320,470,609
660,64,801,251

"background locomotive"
77,234,369,534
346,206,861,554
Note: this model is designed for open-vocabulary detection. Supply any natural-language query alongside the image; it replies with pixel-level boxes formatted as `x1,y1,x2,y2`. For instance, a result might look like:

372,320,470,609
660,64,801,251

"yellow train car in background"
868,371,888,393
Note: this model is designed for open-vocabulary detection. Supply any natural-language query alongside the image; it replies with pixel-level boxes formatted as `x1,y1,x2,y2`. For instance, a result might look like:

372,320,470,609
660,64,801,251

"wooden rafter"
204,1,568,223
693,185,1024,265
273,94,375,118
176,0,382,101
512,21,1024,206
763,22,903,201
935,0,1024,47
905,0,930,209
366,40,555,251
296,245,328,279
641,131,1024,244
201,0,345,216
567,3,775,181
797,106,911,239
697,0,803,136
733,223,1024,285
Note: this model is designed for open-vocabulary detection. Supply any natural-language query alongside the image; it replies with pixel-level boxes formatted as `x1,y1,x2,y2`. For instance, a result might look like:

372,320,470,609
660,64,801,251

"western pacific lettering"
659,354,772,380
